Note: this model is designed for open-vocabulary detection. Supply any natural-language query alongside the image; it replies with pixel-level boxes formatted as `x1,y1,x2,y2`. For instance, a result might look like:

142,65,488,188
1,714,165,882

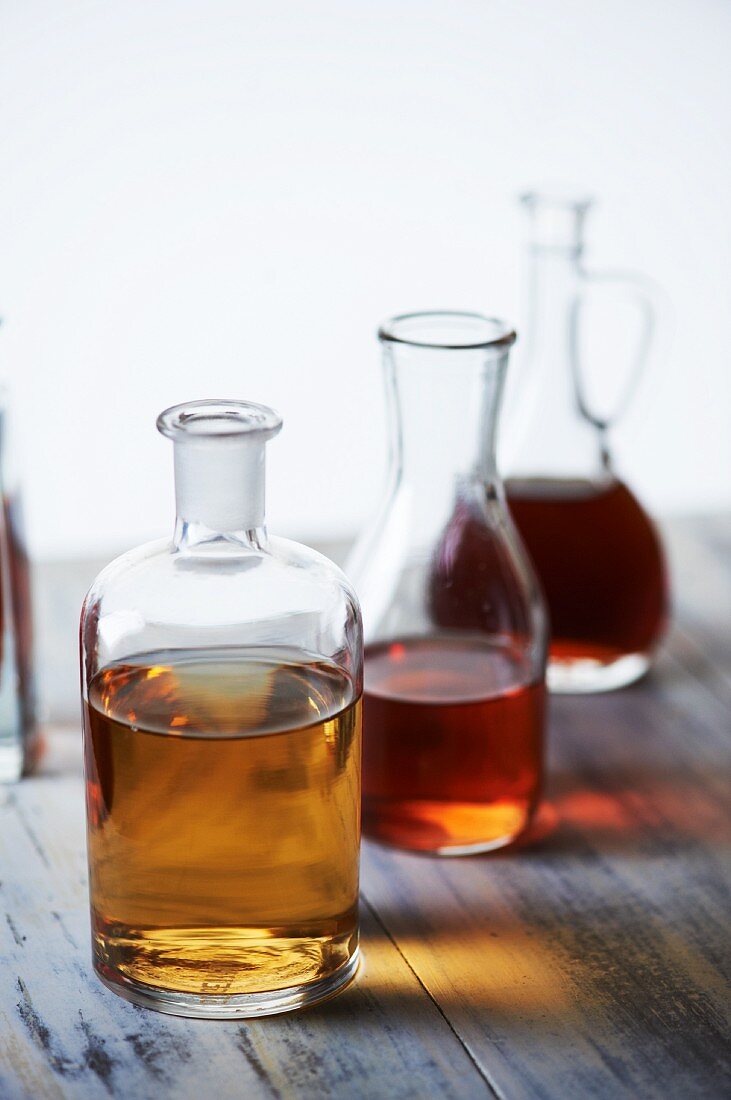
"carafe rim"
378,310,516,352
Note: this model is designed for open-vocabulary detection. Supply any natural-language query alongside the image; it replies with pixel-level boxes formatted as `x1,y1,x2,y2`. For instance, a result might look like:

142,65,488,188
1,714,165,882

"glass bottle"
348,312,547,856
0,381,39,782
80,400,362,1018
504,192,669,693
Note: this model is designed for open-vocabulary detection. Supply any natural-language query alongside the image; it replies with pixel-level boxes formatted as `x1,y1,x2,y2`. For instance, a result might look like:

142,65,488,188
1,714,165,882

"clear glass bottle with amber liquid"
504,192,669,692
348,312,547,855
80,400,362,1018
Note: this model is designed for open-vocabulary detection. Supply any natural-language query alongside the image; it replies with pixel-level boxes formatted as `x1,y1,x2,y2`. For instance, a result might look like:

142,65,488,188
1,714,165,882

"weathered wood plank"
0,741,491,1100
2,518,730,1099
359,519,731,1099
665,515,731,700
361,651,731,1097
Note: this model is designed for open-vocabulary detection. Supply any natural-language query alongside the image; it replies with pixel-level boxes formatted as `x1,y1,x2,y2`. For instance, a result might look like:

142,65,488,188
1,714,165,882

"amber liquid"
362,637,544,853
506,477,668,665
84,649,361,1002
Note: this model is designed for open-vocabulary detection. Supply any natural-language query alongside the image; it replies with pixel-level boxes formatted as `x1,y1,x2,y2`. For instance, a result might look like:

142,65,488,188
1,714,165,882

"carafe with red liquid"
504,193,669,692
348,312,547,854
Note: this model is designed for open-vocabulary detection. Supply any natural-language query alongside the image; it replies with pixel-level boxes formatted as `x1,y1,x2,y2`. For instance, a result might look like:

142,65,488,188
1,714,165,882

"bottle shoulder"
84,535,357,607
80,534,362,669
267,535,359,603
83,538,172,604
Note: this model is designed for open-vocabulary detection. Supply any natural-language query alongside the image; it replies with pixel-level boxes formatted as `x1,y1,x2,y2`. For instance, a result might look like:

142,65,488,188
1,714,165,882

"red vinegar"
362,635,544,854
506,477,668,674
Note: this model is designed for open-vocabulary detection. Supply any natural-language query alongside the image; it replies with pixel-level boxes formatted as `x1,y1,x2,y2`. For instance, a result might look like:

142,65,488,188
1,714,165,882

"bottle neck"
523,243,582,375
504,237,609,481
504,193,609,481
384,343,508,498
172,437,269,551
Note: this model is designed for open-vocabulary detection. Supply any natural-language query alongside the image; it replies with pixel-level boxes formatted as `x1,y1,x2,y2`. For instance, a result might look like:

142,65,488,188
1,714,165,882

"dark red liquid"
506,478,668,665
0,494,39,772
362,636,544,853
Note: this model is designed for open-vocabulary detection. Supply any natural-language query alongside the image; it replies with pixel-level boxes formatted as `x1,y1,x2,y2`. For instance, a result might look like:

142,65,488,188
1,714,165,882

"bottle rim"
378,311,517,351
520,188,595,212
157,399,283,441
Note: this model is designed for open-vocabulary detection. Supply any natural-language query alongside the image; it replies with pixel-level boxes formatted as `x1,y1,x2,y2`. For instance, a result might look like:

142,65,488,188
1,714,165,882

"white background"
1,0,729,560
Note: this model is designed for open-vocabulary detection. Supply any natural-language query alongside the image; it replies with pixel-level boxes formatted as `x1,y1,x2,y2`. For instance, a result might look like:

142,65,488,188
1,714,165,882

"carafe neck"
386,350,506,489
506,193,609,481
380,313,516,505
521,190,591,372
524,247,581,377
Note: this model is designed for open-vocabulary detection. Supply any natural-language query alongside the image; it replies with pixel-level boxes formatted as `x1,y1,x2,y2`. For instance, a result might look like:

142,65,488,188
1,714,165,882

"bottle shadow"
477,756,731,862
517,665,731,861
362,749,731,866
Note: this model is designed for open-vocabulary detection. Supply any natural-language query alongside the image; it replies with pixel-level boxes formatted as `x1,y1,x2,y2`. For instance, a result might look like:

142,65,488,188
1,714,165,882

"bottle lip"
379,311,517,351
157,399,283,441
520,188,595,213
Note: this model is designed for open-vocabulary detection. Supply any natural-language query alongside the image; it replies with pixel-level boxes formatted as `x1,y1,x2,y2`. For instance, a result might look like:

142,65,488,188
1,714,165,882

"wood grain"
1,517,730,1099
0,753,491,1099
362,648,731,1098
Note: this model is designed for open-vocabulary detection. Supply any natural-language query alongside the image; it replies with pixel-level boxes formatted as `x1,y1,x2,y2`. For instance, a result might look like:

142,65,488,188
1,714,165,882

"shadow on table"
521,758,731,860
361,752,731,867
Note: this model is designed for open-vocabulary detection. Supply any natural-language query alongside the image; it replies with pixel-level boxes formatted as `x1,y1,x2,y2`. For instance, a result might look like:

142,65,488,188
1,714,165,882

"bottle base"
93,947,360,1019
0,739,22,783
548,650,651,693
363,798,535,856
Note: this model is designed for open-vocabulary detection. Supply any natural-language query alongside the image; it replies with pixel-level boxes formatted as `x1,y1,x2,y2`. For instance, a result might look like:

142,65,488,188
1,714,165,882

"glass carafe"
348,312,547,856
0,384,39,782
504,192,669,693
80,400,362,1018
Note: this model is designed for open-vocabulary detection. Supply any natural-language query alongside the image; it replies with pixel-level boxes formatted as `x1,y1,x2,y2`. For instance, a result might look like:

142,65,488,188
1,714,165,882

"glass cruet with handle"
504,191,669,693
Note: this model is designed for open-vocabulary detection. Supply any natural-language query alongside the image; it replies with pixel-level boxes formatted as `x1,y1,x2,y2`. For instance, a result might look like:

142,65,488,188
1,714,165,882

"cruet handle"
569,267,664,438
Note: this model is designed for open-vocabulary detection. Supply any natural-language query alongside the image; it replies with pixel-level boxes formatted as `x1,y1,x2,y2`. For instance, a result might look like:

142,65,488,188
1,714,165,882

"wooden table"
1,518,729,1099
